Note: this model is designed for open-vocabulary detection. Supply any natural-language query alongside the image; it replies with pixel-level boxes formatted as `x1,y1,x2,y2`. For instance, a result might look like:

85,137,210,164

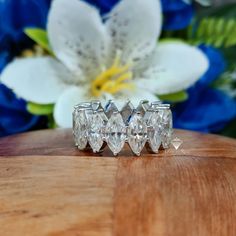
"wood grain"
0,128,236,236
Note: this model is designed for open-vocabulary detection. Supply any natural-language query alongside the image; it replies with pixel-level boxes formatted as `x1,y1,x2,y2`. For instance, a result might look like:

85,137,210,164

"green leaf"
159,91,188,103
159,38,186,44
24,28,53,54
47,114,57,129
198,3,236,19
189,17,236,48
220,118,236,138
211,74,232,89
27,102,54,115
222,46,236,70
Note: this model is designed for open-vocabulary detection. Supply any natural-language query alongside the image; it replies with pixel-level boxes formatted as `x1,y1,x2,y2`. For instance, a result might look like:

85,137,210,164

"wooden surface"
0,128,236,236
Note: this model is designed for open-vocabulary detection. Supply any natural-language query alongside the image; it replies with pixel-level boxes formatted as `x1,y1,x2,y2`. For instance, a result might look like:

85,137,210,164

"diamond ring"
73,100,173,156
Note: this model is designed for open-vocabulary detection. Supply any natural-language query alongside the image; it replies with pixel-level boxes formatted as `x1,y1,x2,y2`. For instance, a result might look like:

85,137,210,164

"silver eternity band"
73,100,173,156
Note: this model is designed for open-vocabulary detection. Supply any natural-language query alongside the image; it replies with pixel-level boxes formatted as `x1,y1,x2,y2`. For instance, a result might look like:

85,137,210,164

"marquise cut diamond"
87,112,104,153
105,100,118,118
73,110,87,150
147,111,162,153
159,109,173,149
127,113,147,156
105,112,126,155
120,101,134,124
137,100,150,116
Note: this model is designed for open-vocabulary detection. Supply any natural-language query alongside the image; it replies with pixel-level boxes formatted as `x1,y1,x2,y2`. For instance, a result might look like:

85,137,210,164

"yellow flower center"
91,53,135,97
21,45,47,58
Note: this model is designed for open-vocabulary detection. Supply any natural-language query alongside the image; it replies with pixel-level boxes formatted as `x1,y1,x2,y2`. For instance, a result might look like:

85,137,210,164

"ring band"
73,100,173,156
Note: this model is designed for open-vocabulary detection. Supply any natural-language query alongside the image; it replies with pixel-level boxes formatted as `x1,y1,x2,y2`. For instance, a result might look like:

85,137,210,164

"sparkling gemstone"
98,109,108,125
91,100,103,111
143,109,153,123
136,100,150,116
105,100,118,118
171,137,183,150
159,109,173,149
73,109,88,150
87,112,104,153
120,101,134,124
105,112,126,155
150,101,162,109
147,111,162,153
74,102,91,110
127,113,147,156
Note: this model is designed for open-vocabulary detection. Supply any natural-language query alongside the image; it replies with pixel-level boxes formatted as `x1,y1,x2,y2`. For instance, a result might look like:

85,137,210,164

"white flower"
1,0,209,128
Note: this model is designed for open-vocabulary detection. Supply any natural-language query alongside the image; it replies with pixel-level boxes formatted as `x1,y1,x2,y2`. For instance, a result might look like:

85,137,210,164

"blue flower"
173,45,236,132
173,86,236,132
0,0,51,41
0,84,44,137
0,0,51,136
84,0,120,14
0,0,51,69
161,0,194,30
83,0,194,30
198,45,226,86
0,51,9,73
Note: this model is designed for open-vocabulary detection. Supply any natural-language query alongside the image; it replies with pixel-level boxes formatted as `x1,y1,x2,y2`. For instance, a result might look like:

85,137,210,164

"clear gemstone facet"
136,100,150,116
105,100,118,118
150,101,162,109
97,109,108,125
143,109,153,123
127,113,147,155
147,111,162,153
73,109,88,150
171,137,183,150
105,113,126,155
120,101,134,124
87,112,104,152
91,100,103,111
159,109,173,149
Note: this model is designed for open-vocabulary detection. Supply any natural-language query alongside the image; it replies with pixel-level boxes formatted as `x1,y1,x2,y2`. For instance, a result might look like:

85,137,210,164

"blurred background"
0,0,236,138
212,0,235,6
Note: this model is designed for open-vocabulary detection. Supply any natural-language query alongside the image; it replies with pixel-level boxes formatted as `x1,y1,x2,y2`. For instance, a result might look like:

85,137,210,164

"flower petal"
136,41,209,95
54,86,87,128
1,57,69,104
106,0,162,63
0,84,42,137
48,0,110,78
161,0,194,30
198,45,226,86
115,89,158,109
173,87,236,132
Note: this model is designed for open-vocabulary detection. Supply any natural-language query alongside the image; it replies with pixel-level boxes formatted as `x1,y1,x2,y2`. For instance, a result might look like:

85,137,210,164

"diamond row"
73,100,173,156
